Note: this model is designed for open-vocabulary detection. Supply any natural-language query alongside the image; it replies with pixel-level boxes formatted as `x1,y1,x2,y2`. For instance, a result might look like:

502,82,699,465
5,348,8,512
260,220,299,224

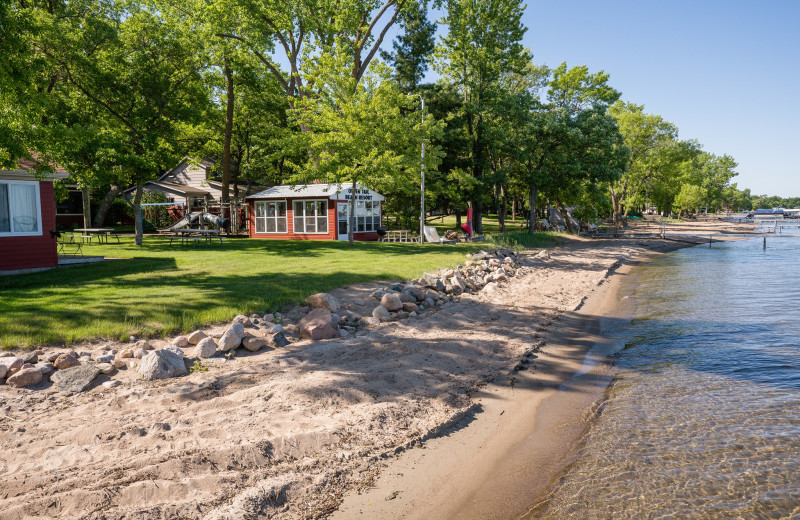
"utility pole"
419,95,425,243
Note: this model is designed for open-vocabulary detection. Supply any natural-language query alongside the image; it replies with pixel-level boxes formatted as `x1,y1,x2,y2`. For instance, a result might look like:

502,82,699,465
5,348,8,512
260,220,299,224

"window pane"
294,200,304,217
255,217,265,233
255,202,265,218
294,216,304,233
356,201,365,216
266,218,276,233
317,216,327,233
357,216,365,232
373,216,381,230
338,204,348,219
277,201,287,217
267,202,277,217
0,185,9,233
305,200,315,216
316,200,326,216
305,216,316,233
373,202,381,216
277,217,287,233
10,183,38,232
338,220,347,235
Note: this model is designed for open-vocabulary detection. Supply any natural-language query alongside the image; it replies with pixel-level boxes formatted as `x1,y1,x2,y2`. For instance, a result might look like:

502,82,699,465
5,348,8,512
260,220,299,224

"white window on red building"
0,181,41,236
293,200,328,233
254,200,287,233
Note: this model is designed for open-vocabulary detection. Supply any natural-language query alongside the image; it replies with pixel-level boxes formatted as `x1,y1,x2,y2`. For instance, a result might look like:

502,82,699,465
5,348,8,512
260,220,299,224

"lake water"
528,235,800,519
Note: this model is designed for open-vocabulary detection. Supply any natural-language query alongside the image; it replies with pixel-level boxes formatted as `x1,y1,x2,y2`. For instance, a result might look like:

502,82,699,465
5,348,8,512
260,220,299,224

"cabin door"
337,203,349,241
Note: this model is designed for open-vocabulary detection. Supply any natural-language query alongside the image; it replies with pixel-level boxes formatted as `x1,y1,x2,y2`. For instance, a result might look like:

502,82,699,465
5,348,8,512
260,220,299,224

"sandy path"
0,234,730,519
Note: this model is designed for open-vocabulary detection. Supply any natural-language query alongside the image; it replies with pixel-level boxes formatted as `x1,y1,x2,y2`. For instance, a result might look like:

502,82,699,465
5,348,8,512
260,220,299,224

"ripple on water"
531,237,800,520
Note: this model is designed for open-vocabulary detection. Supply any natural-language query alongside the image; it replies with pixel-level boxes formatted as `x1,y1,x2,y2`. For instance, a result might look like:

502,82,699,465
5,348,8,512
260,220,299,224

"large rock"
51,364,101,392
372,305,392,322
298,308,339,340
0,357,23,379
195,337,217,358
6,367,42,388
137,349,188,380
272,332,291,348
54,352,80,370
163,345,184,359
380,293,403,312
233,314,252,327
403,286,426,302
242,335,269,352
21,352,38,364
35,362,55,375
219,322,246,352
187,330,207,345
172,335,190,348
402,302,419,313
421,273,445,291
304,292,341,312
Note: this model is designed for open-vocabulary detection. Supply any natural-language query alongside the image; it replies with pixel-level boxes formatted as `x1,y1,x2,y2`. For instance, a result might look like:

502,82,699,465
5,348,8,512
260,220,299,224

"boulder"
449,276,467,294
242,335,269,352
163,345,184,359
233,314,252,327
137,349,188,380
372,305,392,322
51,364,101,392
54,352,80,370
268,324,283,334
272,332,291,348
402,302,419,313
112,359,127,369
380,293,403,311
35,362,55,375
21,352,38,364
172,336,190,348
6,367,43,388
365,317,381,326
135,340,153,350
298,308,339,340
42,352,59,363
118,349,134,359
187,330,207,345
219,322,246,352
96,353,114,364
96,363,115,375
195,337,217,358
398,292,416,304
0,357,23,379
404,286,426,302
370,289,386,300
133,349,147,359
304,292,341,312
421,273,445,291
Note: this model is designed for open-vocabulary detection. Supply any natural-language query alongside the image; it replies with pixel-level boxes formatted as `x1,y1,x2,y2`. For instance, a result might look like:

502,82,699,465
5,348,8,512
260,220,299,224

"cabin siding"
247,197,381,241
0,181,58,271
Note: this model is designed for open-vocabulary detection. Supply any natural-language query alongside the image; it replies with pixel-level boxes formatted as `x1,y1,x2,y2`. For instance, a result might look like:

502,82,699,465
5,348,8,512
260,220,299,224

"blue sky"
419,1,800,196
519,0,800,197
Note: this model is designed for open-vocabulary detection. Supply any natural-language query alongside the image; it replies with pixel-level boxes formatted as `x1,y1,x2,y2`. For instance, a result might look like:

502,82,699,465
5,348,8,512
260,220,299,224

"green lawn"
0,236,493,348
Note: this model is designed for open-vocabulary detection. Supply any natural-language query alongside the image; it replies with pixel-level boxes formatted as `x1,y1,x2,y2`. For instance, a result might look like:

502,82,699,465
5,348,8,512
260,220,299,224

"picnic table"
73,228,118,244
380,229,416,243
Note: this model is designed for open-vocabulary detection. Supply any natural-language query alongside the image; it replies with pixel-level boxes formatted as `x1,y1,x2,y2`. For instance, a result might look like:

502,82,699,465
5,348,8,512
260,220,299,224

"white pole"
419,95,425,244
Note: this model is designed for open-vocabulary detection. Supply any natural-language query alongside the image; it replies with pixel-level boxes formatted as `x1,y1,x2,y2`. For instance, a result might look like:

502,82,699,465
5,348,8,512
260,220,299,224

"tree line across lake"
0,0,775,243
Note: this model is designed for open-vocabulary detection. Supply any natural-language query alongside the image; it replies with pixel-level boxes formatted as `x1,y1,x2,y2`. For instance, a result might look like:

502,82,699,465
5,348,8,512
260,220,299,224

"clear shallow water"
531,236,800,520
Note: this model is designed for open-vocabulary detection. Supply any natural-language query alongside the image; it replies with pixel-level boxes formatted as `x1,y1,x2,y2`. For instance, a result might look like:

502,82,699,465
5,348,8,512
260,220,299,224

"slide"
201,213,231,232
164,211,202,231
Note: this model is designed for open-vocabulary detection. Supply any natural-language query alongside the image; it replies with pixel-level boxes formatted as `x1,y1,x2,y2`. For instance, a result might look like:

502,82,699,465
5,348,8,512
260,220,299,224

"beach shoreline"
0,223,751,520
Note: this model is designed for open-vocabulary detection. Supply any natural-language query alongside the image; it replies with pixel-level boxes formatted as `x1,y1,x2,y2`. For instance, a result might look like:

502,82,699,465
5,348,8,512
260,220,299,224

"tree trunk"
511,199,516,221
348,179,356,246
528,183,538,236
92,185,120,227
455,210,461,228
498,184,506,233
133,182,144,246
221,61,235,204
81,187,91,229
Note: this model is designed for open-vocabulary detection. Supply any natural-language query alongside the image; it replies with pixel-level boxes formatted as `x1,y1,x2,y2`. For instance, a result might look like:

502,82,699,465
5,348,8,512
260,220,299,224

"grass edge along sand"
1,232,561,349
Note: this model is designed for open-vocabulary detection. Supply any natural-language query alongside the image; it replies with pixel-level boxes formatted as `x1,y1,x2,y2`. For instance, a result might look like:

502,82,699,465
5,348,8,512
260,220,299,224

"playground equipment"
161,210,230,233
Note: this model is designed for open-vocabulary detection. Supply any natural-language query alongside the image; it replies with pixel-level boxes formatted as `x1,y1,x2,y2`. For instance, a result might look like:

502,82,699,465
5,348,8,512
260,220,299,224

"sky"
421,0,800,197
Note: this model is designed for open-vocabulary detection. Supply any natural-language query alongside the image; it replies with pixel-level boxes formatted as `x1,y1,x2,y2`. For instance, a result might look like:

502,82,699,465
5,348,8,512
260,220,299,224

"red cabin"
245,183,384,241
0,163,68,272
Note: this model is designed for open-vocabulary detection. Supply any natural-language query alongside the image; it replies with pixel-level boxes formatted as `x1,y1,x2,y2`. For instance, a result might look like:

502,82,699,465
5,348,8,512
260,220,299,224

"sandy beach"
0,220,752,519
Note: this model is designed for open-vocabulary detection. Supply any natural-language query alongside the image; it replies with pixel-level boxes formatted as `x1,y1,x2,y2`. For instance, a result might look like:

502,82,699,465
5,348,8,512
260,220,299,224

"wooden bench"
57,236,83,256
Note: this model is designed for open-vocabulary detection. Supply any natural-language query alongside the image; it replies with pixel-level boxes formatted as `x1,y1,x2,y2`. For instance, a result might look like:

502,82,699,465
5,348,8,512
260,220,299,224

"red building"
245,183,384,241
1,162,68,272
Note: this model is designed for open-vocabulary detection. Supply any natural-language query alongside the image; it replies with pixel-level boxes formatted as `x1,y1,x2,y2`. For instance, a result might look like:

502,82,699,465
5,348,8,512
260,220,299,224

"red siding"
247,198,381,241
0,181,58,271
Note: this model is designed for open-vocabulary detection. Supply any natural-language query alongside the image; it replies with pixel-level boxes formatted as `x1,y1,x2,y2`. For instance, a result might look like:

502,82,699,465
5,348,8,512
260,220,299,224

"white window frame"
354,200,381,233
0,180,43,237
293,199,329,234
254,200,287,234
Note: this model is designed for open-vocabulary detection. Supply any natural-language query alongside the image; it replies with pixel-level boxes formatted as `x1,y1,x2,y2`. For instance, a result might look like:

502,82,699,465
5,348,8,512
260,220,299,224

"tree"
434,0,530,234
290,51,442,245
381,0,436,93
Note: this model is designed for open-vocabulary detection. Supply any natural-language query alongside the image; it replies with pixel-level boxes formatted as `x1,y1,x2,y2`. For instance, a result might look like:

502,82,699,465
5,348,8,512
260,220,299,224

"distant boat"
747,209,785,219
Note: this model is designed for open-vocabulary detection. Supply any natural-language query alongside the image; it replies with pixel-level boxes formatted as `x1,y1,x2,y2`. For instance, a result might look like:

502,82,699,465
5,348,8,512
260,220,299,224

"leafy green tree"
673,183,704,216
289,51,442,244
434,0,530,234
381,0,436,93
